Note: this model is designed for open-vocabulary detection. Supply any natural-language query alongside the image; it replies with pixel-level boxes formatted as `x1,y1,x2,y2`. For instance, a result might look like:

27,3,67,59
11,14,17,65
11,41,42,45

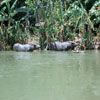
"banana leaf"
0,16,8,21
13,7,32,13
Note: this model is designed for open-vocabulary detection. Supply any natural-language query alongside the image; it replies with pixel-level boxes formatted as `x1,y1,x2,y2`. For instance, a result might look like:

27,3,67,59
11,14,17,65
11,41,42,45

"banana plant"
89,1,100,24
0,0,32,48
64,0,95,42
0,0,32,23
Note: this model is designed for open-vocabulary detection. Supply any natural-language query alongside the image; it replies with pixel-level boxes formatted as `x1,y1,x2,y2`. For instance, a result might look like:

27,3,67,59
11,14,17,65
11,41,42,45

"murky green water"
0,50,100,100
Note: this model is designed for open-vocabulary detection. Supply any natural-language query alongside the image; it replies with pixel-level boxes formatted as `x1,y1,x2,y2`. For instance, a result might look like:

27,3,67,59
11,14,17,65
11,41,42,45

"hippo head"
71,42,79,49
28,44,40,51
34,44,41,49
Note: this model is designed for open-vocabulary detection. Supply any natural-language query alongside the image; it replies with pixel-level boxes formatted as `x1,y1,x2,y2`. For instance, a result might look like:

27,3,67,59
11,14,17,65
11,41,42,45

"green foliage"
89,1,100,24
0,0,100,50
0,0,32,49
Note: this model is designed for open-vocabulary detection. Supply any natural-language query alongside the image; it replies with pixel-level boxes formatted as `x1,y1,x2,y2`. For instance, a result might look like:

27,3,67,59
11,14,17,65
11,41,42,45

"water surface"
0,50,100,100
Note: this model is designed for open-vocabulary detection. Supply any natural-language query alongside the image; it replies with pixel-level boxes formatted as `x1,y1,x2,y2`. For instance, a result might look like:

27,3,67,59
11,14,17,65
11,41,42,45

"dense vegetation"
0,0,100,50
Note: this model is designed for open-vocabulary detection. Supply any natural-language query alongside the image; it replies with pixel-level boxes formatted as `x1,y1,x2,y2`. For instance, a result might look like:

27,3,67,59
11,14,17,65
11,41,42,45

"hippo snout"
33,44,41,49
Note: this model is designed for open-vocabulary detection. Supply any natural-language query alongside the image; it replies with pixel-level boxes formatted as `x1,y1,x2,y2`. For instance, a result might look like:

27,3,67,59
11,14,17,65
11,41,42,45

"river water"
0,50,100,100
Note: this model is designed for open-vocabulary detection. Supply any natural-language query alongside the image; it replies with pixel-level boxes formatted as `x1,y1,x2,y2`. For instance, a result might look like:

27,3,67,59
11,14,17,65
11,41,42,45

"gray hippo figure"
13,43,40,52
45,41,78,51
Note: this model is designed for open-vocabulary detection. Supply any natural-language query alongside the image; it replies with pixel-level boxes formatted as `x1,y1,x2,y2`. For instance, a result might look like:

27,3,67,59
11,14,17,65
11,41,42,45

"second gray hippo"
13,43,40,52
46,41,78,51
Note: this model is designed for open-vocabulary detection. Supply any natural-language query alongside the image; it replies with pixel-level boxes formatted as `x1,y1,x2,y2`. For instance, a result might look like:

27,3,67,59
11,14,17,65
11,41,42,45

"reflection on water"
0,50,100,100
13,52,32,60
